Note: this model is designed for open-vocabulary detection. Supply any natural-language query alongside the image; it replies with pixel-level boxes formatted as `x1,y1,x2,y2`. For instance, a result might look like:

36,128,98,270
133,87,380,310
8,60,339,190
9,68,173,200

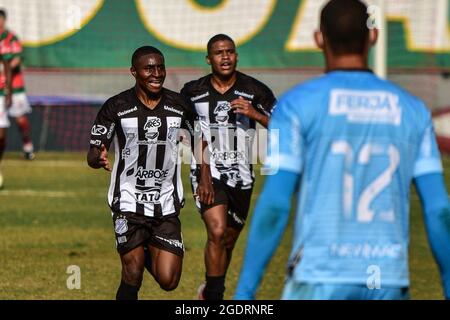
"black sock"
116,280,140,300
204,275,225,300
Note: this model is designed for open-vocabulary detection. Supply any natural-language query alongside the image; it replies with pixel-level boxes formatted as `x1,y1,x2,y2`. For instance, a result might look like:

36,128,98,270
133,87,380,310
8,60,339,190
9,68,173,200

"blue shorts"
281,280,410,300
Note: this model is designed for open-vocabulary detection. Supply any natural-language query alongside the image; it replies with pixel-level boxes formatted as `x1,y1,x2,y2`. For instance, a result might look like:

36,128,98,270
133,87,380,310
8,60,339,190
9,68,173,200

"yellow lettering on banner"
386,0,450,53
135,0,277,50
286,0,326,51
286,0,450,53
0,0,105,47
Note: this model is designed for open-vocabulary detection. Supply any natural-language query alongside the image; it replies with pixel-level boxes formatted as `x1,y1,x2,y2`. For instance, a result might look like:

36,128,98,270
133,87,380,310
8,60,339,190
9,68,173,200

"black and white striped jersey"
89,88,195,217
181,71,276,189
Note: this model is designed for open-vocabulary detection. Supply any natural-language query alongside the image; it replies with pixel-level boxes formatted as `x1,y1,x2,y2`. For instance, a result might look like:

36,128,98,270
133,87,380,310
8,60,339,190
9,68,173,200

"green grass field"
0,152,448,300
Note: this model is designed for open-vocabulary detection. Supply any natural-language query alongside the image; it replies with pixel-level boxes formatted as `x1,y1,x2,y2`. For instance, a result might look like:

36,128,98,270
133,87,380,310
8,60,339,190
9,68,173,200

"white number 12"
331,142,400,223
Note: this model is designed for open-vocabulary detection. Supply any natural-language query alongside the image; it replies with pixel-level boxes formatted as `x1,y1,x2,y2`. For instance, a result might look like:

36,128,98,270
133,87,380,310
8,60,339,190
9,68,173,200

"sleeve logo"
91,125,108,136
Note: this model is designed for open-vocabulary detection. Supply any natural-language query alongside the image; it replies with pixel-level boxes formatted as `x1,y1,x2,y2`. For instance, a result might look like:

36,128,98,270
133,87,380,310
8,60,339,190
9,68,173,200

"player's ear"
369,28,378,47
314,30,324,49
130,66,137,79
206,54,211,66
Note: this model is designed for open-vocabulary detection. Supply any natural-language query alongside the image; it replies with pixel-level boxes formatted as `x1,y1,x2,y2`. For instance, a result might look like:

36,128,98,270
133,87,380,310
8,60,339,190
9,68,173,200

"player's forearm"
198,140,212,181
415,173,450,299
87,147,102,169
252,113,269,128
234,170,298,299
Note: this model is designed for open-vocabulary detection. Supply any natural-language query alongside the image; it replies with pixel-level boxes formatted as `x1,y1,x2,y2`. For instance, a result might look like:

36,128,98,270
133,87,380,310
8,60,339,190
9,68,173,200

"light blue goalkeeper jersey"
266,70,443,287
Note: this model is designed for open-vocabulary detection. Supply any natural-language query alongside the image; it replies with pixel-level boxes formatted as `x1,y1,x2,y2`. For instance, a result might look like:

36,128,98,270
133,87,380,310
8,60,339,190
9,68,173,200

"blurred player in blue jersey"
234,0,450,300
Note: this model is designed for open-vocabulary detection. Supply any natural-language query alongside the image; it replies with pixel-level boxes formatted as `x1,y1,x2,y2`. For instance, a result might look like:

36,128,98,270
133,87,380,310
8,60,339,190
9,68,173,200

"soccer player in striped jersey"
235,0,450,300
181,34,276,300
0,9,35,161
87,46,195,300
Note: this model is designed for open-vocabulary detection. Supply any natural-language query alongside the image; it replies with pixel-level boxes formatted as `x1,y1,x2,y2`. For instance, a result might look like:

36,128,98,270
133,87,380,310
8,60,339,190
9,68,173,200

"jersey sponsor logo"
115,218,128,235
190,91,209,102
134,186,161,204
212,150,245,162
107,123,115,139
214,101,231,123
216,165,242,182
234,90,254,100
329,243,403,259
117,106,138,117
164,105,184,116
91,125,107,136
135,166,169,180
90,139,102,146
144,116,162,140
329,89,402,125
155,235,184,250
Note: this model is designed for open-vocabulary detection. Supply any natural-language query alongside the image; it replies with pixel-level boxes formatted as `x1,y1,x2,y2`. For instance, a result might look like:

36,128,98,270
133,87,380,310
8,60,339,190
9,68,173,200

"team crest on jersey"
214,101,231,123
115,218,128,235
144,117,162,140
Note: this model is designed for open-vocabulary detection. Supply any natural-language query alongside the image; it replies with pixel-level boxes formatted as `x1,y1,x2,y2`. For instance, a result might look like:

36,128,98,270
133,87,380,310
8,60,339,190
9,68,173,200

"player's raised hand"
98,144,111,171
231,96,268,127
230,96,257,118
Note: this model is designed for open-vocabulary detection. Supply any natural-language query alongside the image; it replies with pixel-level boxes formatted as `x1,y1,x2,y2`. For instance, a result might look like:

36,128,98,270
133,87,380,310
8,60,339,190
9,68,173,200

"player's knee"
122,265,143,285
208,226,227,246
157,273,180,291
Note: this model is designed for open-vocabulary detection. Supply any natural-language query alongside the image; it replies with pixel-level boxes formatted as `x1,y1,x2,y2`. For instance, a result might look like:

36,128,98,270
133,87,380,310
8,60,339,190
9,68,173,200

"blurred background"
0,0,449,152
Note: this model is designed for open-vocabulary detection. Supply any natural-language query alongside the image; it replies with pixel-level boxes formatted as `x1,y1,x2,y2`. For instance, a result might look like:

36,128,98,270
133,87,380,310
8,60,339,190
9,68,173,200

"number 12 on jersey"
331,141,400,223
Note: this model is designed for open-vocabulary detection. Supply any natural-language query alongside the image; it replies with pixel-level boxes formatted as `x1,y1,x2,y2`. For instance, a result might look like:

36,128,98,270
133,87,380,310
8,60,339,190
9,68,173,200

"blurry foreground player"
87,46,195,300
181,34,276,300
0,33,11,189
235,0,450,300
0,9,35,160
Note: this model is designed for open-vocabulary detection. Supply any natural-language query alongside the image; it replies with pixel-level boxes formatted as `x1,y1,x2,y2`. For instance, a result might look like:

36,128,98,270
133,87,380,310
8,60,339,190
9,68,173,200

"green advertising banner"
1,0,449,68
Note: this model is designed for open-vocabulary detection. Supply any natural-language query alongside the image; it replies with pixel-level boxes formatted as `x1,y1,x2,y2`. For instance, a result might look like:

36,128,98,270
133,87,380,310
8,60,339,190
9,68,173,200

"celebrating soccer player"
87,46,195,300
235,0,450,300
181,34,276,300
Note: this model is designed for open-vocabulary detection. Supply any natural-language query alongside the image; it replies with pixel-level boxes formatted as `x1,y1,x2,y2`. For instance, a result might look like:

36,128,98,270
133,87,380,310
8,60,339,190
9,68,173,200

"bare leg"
147,244,182,291
203,204,228,276
116,245,145,300
201,204,228,300
224,226,241,273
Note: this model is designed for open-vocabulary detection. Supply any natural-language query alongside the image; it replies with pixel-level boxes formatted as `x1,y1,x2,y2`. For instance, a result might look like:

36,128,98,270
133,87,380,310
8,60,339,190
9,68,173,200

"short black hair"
131,46,164,67
0,9,7,19
320,0,369,55
207,34,235,54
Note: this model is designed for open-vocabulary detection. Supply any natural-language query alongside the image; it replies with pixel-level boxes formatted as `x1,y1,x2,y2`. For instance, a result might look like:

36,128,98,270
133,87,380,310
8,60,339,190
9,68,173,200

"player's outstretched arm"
234,169,299,300
87,144,111,171
414,173,450,299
